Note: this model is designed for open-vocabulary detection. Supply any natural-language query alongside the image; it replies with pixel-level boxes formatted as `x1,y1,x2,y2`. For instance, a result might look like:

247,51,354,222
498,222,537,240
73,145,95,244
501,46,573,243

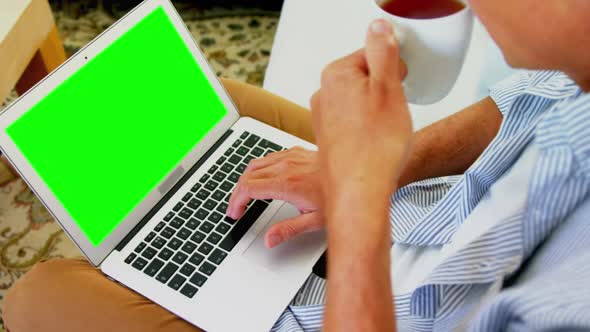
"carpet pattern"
0,5,278,329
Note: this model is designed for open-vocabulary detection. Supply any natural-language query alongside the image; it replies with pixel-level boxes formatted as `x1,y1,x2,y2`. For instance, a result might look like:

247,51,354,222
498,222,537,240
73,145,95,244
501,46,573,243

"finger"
322,49,368,82
365,19,401,86
310,90,320,111
226,181,251,219
244,148,298,173
264,212,324,248
227,177,284,219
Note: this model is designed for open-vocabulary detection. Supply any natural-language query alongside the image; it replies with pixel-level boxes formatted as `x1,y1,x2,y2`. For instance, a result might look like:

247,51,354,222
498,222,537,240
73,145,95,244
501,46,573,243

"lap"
3,79,312,332
3,258,201,332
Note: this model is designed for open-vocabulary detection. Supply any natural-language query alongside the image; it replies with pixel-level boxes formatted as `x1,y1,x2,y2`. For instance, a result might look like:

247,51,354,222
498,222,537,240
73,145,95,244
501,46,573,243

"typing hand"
226,147,323,248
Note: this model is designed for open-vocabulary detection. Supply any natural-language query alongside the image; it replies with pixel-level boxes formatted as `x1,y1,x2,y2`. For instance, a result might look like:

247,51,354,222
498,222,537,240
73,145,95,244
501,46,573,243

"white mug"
371,0,474,105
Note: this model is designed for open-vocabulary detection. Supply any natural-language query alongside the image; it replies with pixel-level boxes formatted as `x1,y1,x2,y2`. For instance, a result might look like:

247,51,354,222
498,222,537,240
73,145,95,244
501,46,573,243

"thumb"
365,19,401,85
264,212,324,248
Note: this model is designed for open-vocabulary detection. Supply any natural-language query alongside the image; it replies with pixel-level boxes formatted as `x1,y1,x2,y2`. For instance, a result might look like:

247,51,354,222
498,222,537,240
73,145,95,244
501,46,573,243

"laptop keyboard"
124,131,284,298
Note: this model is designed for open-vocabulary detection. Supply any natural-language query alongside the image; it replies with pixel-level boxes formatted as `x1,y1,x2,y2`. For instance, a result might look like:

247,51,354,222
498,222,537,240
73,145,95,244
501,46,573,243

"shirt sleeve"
488,71,533,117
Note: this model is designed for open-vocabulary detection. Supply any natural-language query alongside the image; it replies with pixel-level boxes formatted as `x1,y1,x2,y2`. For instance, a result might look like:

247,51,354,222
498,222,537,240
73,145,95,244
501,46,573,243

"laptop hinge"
114,129,234,251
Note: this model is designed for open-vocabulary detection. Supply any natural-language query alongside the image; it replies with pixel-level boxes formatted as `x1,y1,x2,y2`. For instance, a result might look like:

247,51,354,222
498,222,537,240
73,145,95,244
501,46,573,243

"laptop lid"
0,0,240,266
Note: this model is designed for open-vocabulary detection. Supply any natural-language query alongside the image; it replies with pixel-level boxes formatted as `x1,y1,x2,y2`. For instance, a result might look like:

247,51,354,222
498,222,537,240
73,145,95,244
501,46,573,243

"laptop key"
196,189,210,201
216,203,228,214
181,193,192,202
208,212,223,224
216,156,227,165
190,183,201,193
164,212,174,221
244,134,260,148
158,248,174,261
161,226,175,239
212,190,225,201
205,180,218,192
180,263,196,277
172,251,188,265
172,202,183,212
198,242,213,255
224,193,231,203
259,139,270,149
144,232,156,243
206,232,222,245
186,218,200,230
203,199,217,211
189,253,205,266
269,142,283,151
167,238,182,250
208,165,218,174
187,198,202,210
154,222,165,232
199,262,217,276
194,209,209,221
221,163,234,174
190,231,206,244
199,174,210,184
233,139,243,147
190,271,208,287
224,148,235,156
132,257,148,271
169,217,184,229
223,216,237,225
168,274,187,291
179,208,193,220
181,241,198,254
236,163,247,174
141,247,157,260
243,155,255,165
208,249,228,265
180,283,198,298
213,171,226,183
220,181,233,192
228,155,242,164
199,222,214,234
134,242,146,253
240,131,250,139
228,172,240,183
219,200,269,252
236,147,249,156
152,236,166,249
124,253,136,264
215,222,230,234
156,262,179,284
177,227,191,240
252,147,264,157
144,258,165,277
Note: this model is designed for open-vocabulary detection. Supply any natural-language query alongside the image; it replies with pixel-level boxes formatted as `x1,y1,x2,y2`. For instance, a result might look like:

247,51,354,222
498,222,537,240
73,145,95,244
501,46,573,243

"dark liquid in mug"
380,0,465,19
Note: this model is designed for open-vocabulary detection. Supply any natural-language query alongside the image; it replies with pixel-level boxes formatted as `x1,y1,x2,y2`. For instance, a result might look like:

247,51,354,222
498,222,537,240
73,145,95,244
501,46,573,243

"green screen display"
6,6,227,246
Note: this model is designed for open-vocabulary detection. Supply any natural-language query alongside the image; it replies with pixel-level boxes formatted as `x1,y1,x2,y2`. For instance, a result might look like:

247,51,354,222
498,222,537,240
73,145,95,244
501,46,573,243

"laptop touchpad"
242,203,325,274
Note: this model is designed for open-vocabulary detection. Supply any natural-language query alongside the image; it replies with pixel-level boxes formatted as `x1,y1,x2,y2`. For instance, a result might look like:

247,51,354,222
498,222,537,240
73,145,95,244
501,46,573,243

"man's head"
469,0,590,88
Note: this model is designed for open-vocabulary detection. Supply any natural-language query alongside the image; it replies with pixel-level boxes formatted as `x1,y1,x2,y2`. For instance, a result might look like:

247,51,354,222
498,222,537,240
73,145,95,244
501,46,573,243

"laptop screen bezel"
0,0,240,266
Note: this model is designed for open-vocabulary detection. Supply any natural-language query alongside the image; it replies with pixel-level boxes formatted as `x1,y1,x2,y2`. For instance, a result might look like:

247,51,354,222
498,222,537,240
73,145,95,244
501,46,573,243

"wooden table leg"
15,25,67,95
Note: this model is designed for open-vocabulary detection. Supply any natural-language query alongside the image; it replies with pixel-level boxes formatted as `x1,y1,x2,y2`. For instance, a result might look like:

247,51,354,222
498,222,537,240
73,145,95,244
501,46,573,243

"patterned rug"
0,5,279,329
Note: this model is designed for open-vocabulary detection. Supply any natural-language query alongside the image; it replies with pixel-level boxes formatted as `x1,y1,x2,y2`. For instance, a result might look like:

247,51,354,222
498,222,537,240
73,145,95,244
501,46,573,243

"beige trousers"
2,78,314,332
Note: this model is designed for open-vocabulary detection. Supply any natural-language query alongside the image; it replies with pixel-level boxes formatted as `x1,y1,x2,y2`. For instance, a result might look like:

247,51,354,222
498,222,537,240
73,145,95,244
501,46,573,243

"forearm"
398,97,502,187
323,191,396,332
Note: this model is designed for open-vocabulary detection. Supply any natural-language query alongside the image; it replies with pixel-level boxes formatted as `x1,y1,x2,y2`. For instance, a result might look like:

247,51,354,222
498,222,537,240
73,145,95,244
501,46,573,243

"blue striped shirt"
271,70,590,332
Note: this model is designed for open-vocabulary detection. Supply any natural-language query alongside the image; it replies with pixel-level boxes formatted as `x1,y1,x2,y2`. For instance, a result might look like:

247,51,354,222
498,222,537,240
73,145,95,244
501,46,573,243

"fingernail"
268,235,282,248
370,19,391,35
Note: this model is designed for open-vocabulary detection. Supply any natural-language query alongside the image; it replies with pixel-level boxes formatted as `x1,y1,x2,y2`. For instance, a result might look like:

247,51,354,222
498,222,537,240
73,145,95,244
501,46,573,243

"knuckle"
282,223,299,239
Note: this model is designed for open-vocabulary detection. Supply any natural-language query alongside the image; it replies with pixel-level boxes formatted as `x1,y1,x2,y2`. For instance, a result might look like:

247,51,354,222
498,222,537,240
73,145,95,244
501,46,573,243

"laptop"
0,1,326,331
